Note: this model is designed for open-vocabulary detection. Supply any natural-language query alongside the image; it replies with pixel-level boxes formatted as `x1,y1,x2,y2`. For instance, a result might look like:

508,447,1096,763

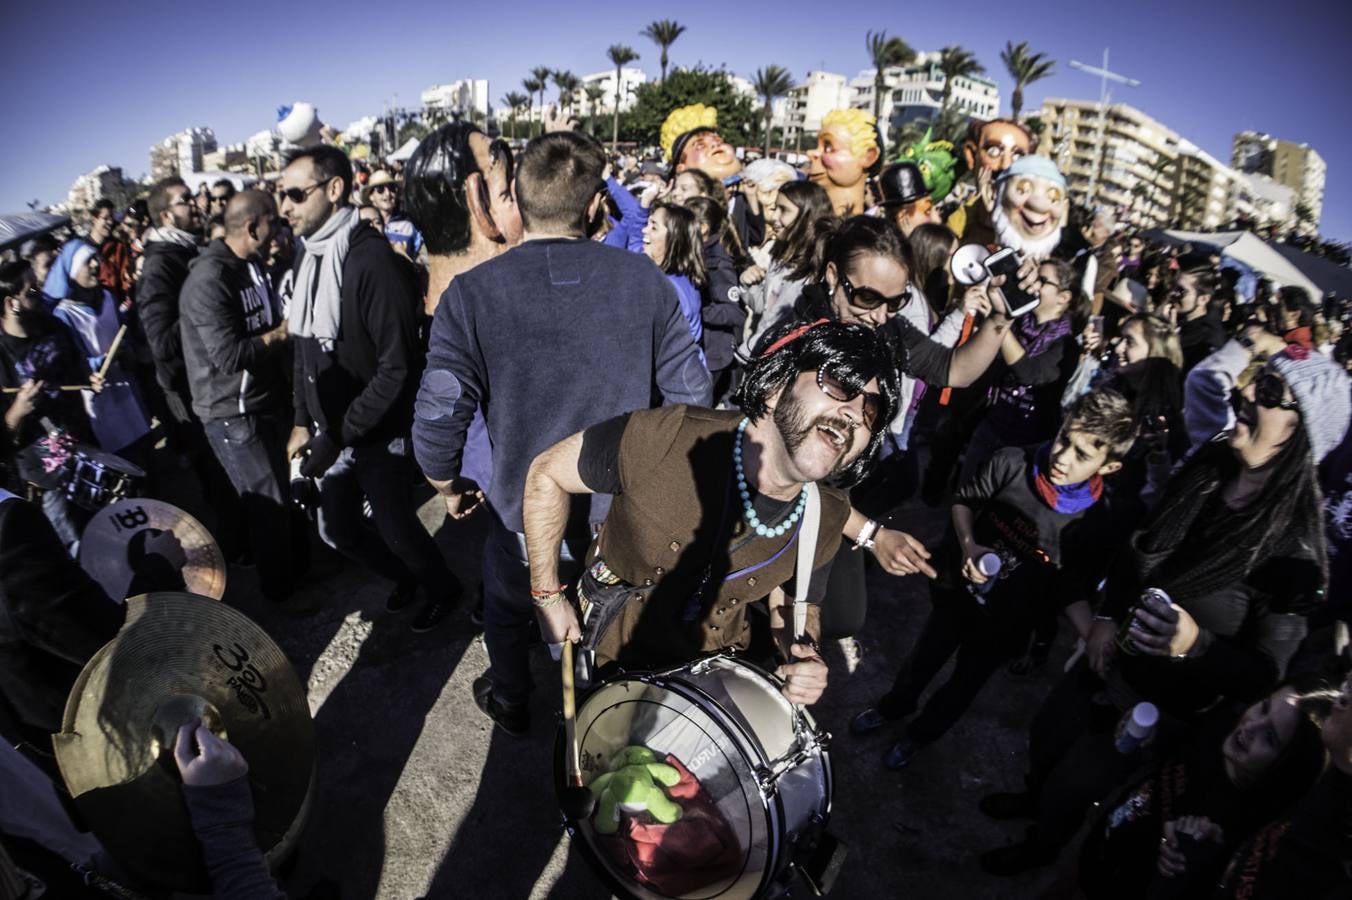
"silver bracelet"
852,519,881,551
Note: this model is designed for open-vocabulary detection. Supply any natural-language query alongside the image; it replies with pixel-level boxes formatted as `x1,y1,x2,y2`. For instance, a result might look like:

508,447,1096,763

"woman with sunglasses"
987,336,1351,877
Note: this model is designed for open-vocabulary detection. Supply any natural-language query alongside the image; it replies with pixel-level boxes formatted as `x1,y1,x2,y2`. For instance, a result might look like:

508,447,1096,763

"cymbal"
79,498,226,601
53,592,315,892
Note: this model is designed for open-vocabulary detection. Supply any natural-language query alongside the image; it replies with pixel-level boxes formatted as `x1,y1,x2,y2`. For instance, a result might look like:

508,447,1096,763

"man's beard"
772,383,858,480
992,197,1063,261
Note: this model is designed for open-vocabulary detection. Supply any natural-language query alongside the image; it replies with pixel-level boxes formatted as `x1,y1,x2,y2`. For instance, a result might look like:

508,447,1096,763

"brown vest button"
730,597,739,605
669,541,680,552
747,576,757,587
643,579,654,587
654,566,665,576
711,625,720,631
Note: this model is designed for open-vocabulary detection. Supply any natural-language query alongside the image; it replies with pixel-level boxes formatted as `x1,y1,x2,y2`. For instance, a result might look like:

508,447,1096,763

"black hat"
878,162,928,208
668,126,718,177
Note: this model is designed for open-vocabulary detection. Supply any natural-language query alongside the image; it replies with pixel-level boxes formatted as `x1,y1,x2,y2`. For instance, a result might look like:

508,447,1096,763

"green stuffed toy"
588,746,684,835
897,129,958,204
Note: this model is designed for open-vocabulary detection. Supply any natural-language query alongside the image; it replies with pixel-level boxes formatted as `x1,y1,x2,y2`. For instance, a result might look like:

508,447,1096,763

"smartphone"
984,248,1040,317
1090,315,1105,334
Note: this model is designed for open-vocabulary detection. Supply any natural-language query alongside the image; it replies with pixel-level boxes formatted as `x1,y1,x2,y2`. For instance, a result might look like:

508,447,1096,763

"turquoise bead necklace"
734,417,808,538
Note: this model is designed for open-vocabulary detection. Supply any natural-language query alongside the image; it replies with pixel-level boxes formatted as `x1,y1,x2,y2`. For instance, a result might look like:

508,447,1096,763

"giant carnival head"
806,108,882,217
992,155,1069,261
962,117,1034,176
662,104,743,184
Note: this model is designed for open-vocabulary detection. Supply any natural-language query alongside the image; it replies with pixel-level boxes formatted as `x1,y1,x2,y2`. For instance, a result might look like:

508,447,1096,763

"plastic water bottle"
967,553,1003,604
1114,702,1159,755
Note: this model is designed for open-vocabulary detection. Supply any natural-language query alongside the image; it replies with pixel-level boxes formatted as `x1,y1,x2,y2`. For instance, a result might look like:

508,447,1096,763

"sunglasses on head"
1254,369,1299,411
837,273,912,313
817,364,880,430
280,179,332,205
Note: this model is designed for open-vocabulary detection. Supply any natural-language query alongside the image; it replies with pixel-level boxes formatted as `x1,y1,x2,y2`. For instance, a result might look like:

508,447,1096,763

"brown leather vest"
590,406,848,668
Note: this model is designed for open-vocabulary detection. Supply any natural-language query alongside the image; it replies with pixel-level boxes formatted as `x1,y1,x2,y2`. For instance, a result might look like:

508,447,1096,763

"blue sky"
5,0,1349,241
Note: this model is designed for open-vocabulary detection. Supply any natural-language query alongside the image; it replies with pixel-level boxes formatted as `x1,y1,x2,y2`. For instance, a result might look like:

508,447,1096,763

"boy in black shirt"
851,388,1137,769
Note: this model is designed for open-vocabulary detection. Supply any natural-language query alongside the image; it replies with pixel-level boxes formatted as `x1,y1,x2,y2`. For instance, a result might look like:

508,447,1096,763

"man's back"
414,237,710,532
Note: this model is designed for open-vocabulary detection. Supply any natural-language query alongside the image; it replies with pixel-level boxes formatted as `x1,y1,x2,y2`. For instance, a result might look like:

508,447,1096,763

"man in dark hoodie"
280,146,462,630
179,190,292,602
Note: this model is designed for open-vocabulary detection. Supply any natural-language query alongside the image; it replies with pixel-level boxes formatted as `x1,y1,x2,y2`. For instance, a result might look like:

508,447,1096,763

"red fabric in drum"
596,754,745,895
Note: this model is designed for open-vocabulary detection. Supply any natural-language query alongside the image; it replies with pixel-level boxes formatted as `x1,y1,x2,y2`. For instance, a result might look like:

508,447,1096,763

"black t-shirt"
579,412,829,603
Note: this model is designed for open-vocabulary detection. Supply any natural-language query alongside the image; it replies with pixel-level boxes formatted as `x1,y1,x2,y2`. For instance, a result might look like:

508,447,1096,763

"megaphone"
950,244,992,287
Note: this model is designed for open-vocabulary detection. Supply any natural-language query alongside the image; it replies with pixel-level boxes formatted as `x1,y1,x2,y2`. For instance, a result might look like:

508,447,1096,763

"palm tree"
502,91,529,140
999,41,1055,122
553,70,580,118
641,19,686,82
937,45,986,118
606,43,640,151
584,84,607,135
865,30,916,122
752,65,794,156
530,66,552,125
522,77,543,136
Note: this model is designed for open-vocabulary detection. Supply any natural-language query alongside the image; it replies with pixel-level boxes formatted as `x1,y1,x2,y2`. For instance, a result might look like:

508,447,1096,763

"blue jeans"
316,437,458,600
204,413,292,600
481,516,590,704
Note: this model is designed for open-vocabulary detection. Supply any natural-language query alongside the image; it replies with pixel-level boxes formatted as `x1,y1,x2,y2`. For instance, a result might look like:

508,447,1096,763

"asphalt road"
191,457,1071,900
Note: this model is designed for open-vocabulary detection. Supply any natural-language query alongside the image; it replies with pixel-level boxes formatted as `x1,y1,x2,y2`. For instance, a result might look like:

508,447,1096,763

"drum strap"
792,483,820,640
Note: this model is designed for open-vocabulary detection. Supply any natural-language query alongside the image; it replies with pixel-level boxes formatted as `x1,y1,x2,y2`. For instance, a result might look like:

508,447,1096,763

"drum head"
566,657,810,900
72,445,147,478
79,499,226,601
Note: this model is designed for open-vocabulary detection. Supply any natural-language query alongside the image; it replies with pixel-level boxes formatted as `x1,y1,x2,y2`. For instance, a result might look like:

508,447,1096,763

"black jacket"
291,222,424,447
136,239,199,394
0,495,122,743
700,239,746,373
180,239,289,422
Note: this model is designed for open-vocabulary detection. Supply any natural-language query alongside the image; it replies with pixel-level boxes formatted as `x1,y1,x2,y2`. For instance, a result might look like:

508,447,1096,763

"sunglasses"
210,195,230,204
280,179,332,205
817,365,881,430
171,195,193,207
1254,370,1299,411
371,184,396,195
837,274,912,313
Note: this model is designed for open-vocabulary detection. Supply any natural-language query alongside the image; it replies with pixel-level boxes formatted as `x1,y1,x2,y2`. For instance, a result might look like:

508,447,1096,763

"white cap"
1127,702,1159,737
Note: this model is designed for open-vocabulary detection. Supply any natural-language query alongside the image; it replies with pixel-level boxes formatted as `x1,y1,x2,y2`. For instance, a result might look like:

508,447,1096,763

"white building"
67,165,125,211
1235,172,1297,231
149,127,217,180
577,67,646,113
1232,131,1325,234
850,51,1000,137
422,79,489,120
783,70,852,143
728,75,758,101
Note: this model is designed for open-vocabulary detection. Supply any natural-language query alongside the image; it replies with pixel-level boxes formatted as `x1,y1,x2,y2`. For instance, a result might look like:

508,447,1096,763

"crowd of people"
2,101,1351,899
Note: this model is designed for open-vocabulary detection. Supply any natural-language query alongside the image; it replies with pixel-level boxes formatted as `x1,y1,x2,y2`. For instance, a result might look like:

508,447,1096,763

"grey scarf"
288,206,359,352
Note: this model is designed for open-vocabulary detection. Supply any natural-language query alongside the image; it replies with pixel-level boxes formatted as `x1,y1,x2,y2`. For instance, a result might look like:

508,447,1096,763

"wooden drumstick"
559,640,597,820
95,324,129,381
2,384,88,393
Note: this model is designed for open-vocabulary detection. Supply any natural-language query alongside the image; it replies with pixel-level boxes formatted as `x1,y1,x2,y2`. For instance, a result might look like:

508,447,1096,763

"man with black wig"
521,319,900,705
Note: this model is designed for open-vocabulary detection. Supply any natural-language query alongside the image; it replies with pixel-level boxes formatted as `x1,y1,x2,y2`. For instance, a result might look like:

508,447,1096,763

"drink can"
1117,587,1171,655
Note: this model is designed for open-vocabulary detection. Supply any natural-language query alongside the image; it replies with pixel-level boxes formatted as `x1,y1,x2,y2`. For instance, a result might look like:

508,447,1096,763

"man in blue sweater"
413,132,711,735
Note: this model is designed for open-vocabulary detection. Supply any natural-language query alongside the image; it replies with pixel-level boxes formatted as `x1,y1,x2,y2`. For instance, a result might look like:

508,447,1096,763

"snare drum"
561,654,833,900
65,446,145,510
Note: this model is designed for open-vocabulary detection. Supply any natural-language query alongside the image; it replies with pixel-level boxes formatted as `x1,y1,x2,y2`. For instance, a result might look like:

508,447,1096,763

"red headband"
759,318,830,359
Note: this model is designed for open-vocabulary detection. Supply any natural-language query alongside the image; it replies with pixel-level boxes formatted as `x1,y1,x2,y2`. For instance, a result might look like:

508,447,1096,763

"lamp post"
1068,49,1140,206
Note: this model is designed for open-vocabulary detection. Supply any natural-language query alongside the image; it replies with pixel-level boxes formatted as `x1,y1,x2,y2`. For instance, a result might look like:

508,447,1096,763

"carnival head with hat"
364,169,398,212
662,104,741,182
807,108,881,217
736,318,900,486
991,154,1068,261
877,161,940,237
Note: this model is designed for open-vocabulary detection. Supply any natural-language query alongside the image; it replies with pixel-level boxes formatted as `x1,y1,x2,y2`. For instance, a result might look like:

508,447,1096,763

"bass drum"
561,654,832,900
